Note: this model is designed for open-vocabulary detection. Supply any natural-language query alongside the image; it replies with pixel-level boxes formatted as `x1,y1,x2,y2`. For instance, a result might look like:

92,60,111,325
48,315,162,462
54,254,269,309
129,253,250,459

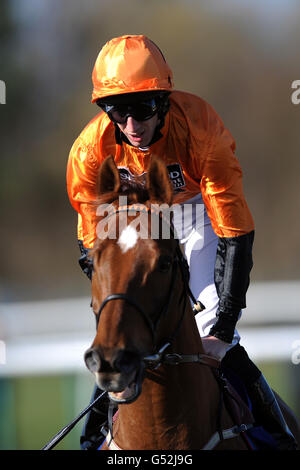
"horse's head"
84,155,184,404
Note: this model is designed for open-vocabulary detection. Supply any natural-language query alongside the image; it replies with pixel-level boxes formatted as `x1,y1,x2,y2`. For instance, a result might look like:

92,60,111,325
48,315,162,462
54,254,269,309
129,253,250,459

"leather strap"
106,422,253,451
106,430,122,451
202,423,253,450
163,353,221,369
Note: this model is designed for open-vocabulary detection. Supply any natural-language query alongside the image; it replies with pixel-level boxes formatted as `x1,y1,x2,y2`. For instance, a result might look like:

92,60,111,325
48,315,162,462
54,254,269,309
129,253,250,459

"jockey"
67,35,296,450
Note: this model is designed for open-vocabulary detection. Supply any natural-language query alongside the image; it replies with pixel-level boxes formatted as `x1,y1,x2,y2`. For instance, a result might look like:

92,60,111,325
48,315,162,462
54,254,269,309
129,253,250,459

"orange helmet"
91,35,174,103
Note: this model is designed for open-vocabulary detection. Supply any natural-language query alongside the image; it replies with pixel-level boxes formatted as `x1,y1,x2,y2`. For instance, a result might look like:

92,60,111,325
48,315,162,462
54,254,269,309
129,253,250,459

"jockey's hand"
201,335,231,361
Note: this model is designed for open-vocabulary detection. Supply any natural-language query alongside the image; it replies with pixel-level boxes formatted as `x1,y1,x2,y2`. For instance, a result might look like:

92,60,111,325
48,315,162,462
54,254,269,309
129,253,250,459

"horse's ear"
146,156,173,205
97,155,121,194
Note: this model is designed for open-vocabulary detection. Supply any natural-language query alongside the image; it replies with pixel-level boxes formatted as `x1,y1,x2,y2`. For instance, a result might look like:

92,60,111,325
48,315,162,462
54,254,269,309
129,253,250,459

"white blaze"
118,225,139,253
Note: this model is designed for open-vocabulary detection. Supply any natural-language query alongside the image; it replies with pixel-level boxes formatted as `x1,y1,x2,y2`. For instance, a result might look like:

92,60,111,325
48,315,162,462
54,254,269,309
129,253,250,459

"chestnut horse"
84,155,300,450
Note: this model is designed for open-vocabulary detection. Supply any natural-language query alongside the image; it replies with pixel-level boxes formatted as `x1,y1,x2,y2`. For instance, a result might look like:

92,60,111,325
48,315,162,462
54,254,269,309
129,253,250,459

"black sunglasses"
99,98,158,124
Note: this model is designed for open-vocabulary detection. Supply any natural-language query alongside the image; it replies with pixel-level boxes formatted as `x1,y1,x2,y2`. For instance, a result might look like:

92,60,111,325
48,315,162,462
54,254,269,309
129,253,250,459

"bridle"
42,203,254,451
93,204,253,450
94,203,206,370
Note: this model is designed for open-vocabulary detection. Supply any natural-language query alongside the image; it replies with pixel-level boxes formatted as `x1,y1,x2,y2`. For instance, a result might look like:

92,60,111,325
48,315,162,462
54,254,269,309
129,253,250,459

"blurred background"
0,0,300,450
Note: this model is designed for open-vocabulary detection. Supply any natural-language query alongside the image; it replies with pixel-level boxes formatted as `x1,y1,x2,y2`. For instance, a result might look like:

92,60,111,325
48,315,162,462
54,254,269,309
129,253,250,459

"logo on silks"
118,163,185,193
118,167,145,186
166,163,185,192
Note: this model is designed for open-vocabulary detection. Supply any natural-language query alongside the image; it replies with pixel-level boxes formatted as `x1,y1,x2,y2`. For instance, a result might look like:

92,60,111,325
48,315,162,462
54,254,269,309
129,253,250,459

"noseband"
94,204,205,368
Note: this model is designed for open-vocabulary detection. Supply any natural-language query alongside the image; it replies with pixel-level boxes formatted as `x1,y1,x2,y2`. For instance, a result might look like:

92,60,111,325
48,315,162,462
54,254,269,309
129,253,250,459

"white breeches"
173,194,240,347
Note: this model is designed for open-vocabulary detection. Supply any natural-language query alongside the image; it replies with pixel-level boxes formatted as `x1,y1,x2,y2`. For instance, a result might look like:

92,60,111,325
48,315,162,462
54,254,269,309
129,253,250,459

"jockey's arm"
67,134,100,278
209,230,254,344
200,121,255,346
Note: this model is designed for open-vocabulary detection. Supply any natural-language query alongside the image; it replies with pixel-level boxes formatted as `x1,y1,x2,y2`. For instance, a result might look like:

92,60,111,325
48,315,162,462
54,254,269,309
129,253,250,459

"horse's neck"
113,308,220,450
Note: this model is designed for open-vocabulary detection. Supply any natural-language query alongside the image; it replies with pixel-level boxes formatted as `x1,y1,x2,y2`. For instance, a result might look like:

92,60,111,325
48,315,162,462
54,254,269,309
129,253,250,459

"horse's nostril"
84,348,101,373
114,350,140,374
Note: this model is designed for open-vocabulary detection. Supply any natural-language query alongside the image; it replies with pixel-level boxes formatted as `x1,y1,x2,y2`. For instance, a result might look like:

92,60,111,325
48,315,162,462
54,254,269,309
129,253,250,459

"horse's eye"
158,255,172,273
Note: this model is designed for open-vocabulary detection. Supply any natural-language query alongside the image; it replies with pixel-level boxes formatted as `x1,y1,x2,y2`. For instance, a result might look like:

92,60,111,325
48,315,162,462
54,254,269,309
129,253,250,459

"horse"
83,155,300,450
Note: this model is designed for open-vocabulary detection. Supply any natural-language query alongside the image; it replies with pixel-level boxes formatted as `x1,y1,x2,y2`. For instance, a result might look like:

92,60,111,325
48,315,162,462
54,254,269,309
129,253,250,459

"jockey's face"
117,114,159,148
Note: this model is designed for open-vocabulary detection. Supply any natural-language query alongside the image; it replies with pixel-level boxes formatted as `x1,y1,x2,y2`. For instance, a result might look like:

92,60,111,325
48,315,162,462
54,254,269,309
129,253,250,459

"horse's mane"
96,180,150,207
92,159,175,251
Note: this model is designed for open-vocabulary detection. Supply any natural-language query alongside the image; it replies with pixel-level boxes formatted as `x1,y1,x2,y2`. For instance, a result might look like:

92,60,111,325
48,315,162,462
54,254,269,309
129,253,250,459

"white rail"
0,281,299,376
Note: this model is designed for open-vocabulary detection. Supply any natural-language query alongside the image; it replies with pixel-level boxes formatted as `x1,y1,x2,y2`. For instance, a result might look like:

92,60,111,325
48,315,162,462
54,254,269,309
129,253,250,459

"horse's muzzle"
84,347,145,404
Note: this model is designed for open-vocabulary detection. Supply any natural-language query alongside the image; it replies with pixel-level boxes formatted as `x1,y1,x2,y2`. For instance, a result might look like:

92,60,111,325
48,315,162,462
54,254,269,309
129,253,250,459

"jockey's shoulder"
169,90,223,132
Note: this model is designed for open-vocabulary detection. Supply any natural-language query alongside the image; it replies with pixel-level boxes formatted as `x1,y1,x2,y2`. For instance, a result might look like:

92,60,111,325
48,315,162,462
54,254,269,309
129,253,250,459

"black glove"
209,231,254,343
